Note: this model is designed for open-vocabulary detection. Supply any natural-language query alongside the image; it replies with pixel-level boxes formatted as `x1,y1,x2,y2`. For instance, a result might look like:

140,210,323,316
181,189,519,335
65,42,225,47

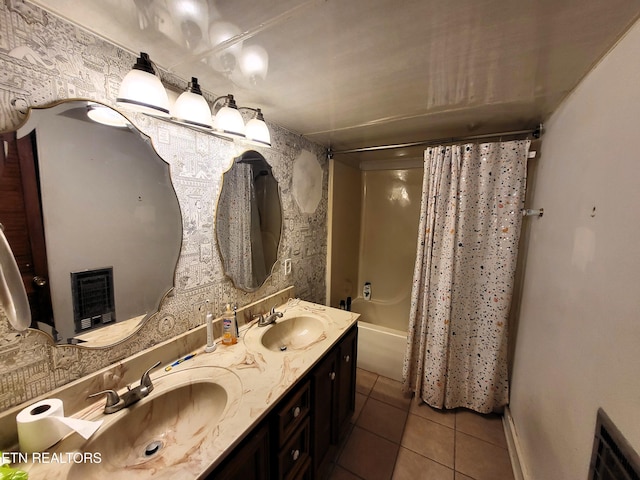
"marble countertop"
13,299,359,479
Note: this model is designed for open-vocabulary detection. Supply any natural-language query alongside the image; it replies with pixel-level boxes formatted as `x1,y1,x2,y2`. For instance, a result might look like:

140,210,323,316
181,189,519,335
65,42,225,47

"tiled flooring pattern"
328,369,515,480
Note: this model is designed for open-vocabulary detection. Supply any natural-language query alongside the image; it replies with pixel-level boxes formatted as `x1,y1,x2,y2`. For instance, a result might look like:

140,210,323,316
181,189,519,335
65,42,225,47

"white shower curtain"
217,162,256,287
402,140,530,413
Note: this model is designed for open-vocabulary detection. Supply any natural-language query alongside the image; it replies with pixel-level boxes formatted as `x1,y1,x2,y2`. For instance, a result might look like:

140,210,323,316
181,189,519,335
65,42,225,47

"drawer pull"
329,372,336,381
292,406,301,418
344,354,350,363
291,449,300,461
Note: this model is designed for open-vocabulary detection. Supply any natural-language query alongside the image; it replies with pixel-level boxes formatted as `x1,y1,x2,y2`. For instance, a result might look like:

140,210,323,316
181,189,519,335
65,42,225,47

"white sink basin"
29,367,242,480
260,315,326,352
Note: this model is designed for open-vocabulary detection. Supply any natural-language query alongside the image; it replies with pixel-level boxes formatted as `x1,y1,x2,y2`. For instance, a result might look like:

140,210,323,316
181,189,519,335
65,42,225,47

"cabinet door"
311,349,337,476
336,326,358,440
211,421,270,480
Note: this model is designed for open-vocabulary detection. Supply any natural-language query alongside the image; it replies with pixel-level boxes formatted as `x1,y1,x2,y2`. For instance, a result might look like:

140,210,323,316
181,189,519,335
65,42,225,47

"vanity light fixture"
116,52,171,117
212,94,246,139
172,77,213,129
241,107,271,147
86,102,129,128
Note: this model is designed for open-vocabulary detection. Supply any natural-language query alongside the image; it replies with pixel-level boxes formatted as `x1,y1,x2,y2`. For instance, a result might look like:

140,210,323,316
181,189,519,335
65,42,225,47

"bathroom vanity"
213,323,357,480
4,296,358,480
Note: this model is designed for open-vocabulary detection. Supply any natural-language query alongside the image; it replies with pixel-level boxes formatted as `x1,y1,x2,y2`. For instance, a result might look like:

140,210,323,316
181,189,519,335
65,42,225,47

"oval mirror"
216,151,282,291
0,100,182,346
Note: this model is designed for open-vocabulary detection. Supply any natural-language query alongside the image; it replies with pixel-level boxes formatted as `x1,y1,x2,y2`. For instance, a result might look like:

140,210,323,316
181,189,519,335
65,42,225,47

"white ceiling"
30,0,640,163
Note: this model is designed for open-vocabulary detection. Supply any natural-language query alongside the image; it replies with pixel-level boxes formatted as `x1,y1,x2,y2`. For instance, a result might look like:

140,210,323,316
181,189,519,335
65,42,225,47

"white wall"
510,18,640,480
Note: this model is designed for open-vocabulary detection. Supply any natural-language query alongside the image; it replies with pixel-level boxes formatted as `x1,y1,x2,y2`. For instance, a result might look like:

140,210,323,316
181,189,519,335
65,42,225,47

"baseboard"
503,406,529,480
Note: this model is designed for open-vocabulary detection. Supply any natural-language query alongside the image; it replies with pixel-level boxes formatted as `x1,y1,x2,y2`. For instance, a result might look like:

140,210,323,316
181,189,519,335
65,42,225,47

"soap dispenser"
221,303,238,345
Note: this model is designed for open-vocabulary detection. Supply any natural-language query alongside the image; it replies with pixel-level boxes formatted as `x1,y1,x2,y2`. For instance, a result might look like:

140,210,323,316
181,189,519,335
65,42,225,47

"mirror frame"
0,98,183,347
215,150,283,292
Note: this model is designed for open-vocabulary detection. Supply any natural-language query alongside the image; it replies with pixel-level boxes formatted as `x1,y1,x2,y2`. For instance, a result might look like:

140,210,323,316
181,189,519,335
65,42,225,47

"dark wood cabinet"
277,417,311,480
311,346,337,478
335,326,358,440
273,381,312,480
207,323,357,480
210,420,270,480
274,380,310,447
311,325,358,479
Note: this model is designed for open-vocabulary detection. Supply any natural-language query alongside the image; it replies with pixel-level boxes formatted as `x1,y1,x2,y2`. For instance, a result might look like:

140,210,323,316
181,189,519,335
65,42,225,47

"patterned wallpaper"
0,1,328,411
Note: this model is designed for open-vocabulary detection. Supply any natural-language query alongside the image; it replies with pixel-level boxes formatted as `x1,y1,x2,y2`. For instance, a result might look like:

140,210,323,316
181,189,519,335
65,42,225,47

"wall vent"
71,267,115,334
589,408,640,480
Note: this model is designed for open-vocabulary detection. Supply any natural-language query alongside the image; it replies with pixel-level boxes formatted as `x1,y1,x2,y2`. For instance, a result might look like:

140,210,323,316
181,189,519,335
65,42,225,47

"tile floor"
327,368,515,480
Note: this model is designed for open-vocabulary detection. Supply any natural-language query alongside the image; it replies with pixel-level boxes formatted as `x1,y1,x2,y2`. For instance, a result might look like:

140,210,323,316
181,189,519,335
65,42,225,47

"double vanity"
0,98,337,479
4,295,358,479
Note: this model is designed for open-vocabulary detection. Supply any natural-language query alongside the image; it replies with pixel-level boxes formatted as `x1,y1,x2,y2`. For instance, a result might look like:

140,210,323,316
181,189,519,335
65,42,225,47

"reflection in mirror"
0,100,182,346
0,224,30,331
216,151,282,291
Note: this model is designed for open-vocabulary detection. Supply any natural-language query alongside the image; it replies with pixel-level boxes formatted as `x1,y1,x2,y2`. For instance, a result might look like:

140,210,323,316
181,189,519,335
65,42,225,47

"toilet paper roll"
16,398,103,453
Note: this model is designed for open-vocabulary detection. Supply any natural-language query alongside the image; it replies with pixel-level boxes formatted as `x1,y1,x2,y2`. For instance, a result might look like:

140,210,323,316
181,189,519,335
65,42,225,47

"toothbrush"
164,353,197,371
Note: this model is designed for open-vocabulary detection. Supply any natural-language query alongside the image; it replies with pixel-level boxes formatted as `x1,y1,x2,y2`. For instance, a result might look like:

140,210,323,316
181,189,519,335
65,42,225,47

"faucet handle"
140,361,161,391
88,389,121,408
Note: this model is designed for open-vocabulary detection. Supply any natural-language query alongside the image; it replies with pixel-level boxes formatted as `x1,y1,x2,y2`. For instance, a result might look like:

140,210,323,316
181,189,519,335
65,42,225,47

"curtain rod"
329,124,542,156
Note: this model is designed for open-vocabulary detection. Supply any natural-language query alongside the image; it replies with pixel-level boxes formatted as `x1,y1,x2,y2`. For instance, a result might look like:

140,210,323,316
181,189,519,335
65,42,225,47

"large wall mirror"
0,100,182,346
216,151,282,291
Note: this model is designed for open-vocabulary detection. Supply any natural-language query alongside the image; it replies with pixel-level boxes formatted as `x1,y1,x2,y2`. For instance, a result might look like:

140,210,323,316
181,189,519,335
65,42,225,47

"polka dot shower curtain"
216,162,257,287
402,140,530,413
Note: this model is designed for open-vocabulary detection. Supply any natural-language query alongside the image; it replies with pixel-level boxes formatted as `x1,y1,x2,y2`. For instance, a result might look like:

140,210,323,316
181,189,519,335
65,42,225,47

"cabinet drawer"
289,456,311,480
275,379,310,446
278,417,311,480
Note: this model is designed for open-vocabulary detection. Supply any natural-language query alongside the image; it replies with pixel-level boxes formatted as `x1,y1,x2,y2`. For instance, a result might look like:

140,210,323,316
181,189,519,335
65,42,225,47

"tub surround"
0,290,359,479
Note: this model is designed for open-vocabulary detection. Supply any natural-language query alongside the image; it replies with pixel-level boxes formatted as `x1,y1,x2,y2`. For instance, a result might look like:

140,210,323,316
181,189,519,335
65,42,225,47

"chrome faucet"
88,361,161,414
257,306,283,327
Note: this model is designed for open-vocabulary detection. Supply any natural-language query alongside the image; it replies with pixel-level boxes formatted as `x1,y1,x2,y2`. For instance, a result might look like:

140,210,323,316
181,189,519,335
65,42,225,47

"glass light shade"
245,111,271,147
208,21,243,72
86,103,129,128
116,53,170,117
172,77,212,129
168,0,210,49
213,96,245,139
239,45,269,82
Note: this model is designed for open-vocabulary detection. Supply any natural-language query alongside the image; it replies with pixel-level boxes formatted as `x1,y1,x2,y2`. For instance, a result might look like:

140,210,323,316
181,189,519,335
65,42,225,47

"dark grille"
589,408,640,480
71,267,115,333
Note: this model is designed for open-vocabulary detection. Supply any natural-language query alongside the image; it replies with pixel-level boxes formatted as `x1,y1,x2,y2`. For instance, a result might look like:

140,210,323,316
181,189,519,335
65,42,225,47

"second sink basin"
260,315,326,352
63,366,242,479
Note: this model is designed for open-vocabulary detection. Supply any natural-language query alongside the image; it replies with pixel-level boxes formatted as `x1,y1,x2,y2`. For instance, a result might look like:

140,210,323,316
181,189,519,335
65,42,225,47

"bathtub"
350,298,408,382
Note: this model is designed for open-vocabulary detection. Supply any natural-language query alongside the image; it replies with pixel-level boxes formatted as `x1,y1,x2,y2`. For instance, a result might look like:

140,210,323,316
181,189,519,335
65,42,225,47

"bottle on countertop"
221,303,238,345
